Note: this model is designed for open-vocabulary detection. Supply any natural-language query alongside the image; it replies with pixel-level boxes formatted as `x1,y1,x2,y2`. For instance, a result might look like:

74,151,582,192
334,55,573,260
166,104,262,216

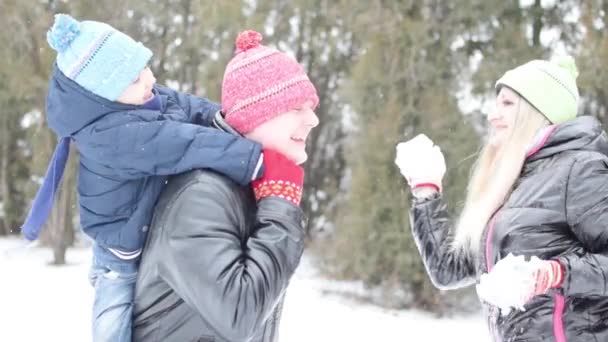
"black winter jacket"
132,169,305,342
410,116,608,341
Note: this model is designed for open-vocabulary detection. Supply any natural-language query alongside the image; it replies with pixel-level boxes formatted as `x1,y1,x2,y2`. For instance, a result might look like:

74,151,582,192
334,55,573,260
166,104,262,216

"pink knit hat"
221,30,319,134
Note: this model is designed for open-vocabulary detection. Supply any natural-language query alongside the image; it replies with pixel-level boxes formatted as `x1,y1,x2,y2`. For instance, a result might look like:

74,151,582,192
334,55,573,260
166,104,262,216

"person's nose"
147,68,157,85
487,106,502,124
305,108,319,128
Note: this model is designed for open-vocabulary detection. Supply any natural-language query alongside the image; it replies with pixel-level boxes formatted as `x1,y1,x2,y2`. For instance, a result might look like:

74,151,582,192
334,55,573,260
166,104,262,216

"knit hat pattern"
495,56,580,124
47,14,153,101
221,30,319,134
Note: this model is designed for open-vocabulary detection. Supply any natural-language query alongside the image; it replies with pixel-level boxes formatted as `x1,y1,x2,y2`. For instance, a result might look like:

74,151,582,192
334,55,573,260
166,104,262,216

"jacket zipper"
553,293,567,342
485,210,567,342
483,125,561,341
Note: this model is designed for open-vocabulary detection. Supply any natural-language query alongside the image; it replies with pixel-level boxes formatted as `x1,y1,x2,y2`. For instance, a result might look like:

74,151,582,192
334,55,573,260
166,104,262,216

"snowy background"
0,238,489,342
2,2,594,341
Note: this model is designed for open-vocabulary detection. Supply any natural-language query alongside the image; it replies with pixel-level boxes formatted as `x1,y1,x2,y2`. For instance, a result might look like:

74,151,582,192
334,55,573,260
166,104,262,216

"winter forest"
1,0,608,341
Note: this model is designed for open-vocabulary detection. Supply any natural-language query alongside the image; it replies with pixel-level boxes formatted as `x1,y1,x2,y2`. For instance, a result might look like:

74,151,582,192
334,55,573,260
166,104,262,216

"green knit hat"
495,56,579,124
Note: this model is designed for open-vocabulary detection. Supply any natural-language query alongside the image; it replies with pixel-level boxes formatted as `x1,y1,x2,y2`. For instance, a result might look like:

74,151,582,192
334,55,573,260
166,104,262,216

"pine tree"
577,0,608,122
325,1,478,311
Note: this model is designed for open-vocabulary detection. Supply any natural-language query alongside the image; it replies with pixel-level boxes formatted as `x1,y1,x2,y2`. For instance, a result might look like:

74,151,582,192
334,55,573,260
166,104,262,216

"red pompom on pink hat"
221,30,319,134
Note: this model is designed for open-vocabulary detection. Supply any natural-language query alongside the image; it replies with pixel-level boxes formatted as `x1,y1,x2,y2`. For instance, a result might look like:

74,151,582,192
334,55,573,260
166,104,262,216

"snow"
20,110,42,129
476,253,542,316
519,0,558,8
0,237,489,341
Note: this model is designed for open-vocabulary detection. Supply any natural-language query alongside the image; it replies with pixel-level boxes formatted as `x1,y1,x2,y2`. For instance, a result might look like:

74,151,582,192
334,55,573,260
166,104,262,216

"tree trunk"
531,0,543,47
53,145,76,265
0,101,13,236
41,143,76,265
0,122,9,235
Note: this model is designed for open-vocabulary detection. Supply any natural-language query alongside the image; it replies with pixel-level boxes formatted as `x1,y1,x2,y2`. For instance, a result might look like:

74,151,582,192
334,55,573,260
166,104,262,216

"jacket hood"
46,65,141,137
528,115,608,162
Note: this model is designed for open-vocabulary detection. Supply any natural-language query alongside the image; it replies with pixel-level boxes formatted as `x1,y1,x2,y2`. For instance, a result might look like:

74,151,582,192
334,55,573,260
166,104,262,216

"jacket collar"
526,116,608,162
212,111,243,136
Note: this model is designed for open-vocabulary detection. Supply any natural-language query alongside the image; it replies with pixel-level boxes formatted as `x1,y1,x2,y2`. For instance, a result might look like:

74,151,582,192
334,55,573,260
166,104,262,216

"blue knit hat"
47,14,153,101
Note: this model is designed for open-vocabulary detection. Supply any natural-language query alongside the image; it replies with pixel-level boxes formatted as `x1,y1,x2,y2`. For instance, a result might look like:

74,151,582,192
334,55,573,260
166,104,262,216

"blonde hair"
452,95,550,255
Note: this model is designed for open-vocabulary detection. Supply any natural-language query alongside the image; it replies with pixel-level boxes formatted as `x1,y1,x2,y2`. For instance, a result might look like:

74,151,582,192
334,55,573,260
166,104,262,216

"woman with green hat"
395,56,608,341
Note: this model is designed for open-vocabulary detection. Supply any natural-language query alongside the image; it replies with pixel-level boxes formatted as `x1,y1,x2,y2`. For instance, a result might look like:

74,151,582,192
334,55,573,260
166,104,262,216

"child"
20,14,264,342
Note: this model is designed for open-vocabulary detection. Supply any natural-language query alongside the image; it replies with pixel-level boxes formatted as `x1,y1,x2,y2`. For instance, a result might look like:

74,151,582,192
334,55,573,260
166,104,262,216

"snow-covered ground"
0,238,489,341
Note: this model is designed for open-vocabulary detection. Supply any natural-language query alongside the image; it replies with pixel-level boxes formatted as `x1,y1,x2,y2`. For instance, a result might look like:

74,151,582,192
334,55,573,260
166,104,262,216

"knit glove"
476,253,564,315
252,150,304,206
394,134,446,192
530,258,564,296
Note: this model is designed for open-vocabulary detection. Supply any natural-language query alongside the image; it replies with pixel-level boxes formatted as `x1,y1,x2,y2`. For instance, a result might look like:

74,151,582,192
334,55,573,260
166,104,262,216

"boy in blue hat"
20,14,265,342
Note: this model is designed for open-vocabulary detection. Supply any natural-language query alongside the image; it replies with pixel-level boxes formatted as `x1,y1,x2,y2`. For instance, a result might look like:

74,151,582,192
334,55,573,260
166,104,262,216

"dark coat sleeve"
157,175,305,342
77,112,262,185
559,157,608,296
409,194,477,290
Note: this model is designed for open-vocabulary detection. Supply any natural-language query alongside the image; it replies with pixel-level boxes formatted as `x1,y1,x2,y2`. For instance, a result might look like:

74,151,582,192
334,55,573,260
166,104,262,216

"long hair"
452,96,550,255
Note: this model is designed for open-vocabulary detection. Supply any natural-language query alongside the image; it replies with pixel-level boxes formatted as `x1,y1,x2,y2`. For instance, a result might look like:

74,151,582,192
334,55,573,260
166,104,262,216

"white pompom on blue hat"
47,14,153,101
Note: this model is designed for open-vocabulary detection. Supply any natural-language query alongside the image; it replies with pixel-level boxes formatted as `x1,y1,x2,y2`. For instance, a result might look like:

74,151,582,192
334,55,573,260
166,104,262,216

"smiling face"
487,86,521,146
244,101,319,165
116,67,156,105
